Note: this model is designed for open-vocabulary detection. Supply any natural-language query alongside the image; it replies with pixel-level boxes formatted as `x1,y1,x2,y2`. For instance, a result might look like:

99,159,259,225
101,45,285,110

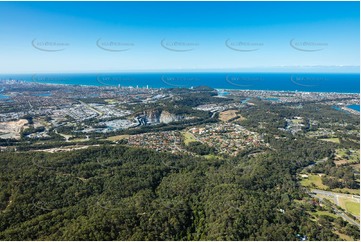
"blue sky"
0,1,359,73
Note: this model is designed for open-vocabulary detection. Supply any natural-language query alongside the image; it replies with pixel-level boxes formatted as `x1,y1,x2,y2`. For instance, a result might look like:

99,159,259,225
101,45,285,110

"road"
332,208,360,228
79,101,103,117
311,189,360,205
309,189,360,228
211,111,218,119
305,157,328,169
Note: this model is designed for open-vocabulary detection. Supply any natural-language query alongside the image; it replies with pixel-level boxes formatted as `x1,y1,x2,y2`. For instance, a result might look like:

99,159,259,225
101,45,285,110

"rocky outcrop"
160,111,183,124
140,109,183,125
143,109,161,124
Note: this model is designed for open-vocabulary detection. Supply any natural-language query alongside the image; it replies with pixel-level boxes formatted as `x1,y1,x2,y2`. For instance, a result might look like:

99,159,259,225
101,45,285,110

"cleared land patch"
107,135,130,142
219,109,244,122
182,131,197,145
311,210,337,219
0,119,28,140
320,137,340,144
334,231,354,241
301,174,360,195
334,148,360,166
300,174,328,190
339,197,360,217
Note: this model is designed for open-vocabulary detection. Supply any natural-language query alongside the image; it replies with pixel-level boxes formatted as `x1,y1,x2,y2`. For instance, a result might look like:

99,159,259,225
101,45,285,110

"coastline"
214,88,360,95
1,79,359,95
341,106,360,114
0,72,359,94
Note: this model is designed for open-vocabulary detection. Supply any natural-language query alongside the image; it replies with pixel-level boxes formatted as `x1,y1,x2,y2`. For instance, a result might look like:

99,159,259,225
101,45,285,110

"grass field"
345,201,360,216
300,174,328,190
334,231,354,241
320,137,340,144
106,135,130,141
345,202,360,216
339,198,360,217
334,148,360,164
301,174,360,195
182,131,197,145
203,154,220,160
312,210,337,218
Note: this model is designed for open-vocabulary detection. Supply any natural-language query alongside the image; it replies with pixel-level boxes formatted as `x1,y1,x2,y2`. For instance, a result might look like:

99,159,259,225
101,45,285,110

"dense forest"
0,88,359,240
0,142,357,240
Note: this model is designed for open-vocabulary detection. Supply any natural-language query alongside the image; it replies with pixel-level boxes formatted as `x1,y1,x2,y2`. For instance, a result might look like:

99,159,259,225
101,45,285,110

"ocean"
0,73,359,93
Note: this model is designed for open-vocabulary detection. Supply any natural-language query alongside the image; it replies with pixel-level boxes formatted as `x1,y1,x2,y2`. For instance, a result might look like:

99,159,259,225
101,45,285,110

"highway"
310,189,360,228
311,189,360,205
